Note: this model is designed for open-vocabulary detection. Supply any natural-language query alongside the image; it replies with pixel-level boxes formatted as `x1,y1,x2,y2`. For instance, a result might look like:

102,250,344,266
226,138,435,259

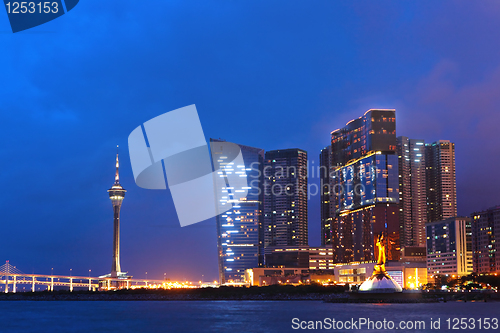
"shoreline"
0,288,497,302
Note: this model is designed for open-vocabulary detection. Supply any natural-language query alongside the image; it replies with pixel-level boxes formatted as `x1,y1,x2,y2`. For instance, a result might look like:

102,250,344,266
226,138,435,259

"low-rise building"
245,268,334,286
400,247,427,262
264,246,335,270
426,217,472,277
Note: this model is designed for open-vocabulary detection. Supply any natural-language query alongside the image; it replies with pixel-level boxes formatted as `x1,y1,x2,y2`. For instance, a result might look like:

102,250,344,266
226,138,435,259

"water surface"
0,301,497,332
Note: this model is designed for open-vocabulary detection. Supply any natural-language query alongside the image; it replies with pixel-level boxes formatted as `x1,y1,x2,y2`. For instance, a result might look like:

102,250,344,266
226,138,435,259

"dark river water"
0,301,497,332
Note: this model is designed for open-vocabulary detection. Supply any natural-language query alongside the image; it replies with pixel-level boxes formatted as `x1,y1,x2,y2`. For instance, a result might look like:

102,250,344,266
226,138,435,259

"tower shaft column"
112,205,122,274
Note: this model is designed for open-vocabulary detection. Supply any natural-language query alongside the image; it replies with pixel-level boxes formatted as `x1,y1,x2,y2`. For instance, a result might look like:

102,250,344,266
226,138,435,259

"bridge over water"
0,261,177,293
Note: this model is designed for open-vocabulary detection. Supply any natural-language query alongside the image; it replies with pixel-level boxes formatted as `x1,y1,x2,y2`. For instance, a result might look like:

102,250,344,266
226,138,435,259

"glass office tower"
210,139,264,284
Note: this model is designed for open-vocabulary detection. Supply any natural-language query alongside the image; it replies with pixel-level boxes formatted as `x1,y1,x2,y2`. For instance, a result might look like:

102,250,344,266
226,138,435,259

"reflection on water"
0,301,497,332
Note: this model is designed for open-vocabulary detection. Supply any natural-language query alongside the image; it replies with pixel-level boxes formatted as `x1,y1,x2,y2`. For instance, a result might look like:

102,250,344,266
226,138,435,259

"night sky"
1,1,499,282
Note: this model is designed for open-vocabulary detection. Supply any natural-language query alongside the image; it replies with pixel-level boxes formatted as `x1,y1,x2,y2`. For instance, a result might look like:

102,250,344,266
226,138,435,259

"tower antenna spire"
115,145,120,184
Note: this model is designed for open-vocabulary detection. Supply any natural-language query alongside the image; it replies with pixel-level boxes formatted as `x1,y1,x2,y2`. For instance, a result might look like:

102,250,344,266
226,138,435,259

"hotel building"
426,217,472,276
321,109,400,263
471,206,500,274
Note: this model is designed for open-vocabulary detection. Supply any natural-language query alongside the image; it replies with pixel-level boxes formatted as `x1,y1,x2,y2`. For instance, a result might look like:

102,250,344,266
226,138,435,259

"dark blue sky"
1,1,499,281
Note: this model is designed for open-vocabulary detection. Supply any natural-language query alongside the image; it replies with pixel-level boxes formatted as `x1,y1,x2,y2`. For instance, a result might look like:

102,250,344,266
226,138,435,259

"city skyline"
2,1,500,282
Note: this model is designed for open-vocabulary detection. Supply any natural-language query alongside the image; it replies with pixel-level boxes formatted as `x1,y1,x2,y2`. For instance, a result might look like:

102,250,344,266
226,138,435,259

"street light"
70,268,72,277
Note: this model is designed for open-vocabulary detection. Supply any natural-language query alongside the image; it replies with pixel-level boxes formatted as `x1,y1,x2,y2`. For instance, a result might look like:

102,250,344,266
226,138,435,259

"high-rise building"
426,217,472,276
425,140,457,223
471,206,500,274
263,149,308,248
320,146,333,246
322,109,400,263
397,137,427,248
107,148,126,278
211,139,264,285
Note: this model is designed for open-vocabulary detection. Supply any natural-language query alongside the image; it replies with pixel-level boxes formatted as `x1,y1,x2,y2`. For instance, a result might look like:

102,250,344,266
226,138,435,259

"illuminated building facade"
397,137,427,248
426,217,472,276
330,152,399,212
263,149,308,248
425,140,457,223
245,267,335,286
307,247,336,270
211,139,264,284
471,206,500,274
322,110,400,263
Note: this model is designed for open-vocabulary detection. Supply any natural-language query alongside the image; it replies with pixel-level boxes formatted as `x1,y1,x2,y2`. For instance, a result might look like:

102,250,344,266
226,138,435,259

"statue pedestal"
358,264,402,293
359,274,403,293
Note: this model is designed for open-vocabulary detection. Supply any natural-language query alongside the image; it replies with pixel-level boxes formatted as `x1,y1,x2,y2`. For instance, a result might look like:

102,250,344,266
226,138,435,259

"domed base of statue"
358,264,403,293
